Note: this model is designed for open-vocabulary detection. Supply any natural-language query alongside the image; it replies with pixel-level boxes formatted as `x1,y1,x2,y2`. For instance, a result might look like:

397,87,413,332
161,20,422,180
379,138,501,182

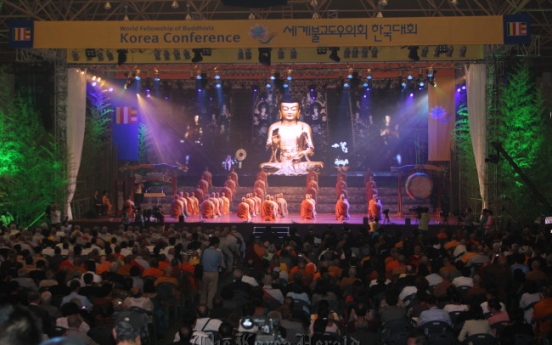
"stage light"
248,11,255,20
371,47,379,58
106,50,114,61
421,46,429,58
408,46,420,61
215,80,222,88
195,70,202,80
347,68,353,79
172,49,180,60
459,46,467,57
366,68,373,80
427,67,434,78
258,48,272,66
96,49,104,61
85,49,96,61
352,47,359,58
329,47,340,62
446,46,454,57
283,80,289,88
153,49,161,61
124,77,134,89
427,67,435,86
409,92,414,97
192,49,203,63
434,45,448,57
290,48,297,59
407,72,413,80
214,70,220,80
237,49,244,60
117,49,127,65
343,48,351,59
269,70,276,80
401,78,407,89
245,49,252,60
450,0,459,6
134,69,141,80
104,1,111,10
277,48,284,59
92,80,97,86
418,80,425,87
343,79,350,88
163,49,170,61
266,82,272,89
154,68,160,81
80,69,85,75
361,47,368,58
108,87,113,92
171,1,179,9
287,70,293,81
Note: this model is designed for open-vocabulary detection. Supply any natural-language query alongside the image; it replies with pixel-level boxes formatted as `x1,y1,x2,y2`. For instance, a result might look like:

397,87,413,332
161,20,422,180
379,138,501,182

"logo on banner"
249,24,277,44
503,14,530,45
115,107,138,124
13,27,31,41
508,22,527,37
8,20,34,48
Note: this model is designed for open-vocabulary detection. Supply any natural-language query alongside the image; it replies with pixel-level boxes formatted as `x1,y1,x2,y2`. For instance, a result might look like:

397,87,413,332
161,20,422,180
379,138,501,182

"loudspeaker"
222,0,287,8
363,217,369,226
405,218,411,225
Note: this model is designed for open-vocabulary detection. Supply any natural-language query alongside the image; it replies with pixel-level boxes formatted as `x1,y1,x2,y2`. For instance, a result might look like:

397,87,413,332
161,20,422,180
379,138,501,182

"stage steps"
228,185,431,215
142,175,433,218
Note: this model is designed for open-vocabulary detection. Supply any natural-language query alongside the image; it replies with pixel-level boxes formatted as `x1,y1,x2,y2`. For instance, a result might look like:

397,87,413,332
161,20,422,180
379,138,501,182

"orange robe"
306,171,318,183
200,199,215,219
198,179,209,194
179,197,189,216
245,198,256,216
261,200,276,221
336,181,347,198
252,196,262,215
202,170,213,187
191,196,200,215
368,199,382,220
276,197,288,217
254,187,265,201
237,202,251,221
220,196,230,215
225,179,236,194
301,199,315,220
185,197,194,215
335,198,350,220
306,186,317,202
257,171,268,186
254,179,266,193
210,197,221,217
170,199,183,217
220,186,233,202
194,188,204,203
229,171,239,186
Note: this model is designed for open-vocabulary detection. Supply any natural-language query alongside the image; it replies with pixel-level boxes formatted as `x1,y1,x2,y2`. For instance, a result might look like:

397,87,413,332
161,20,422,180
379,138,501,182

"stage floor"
80,212,445,226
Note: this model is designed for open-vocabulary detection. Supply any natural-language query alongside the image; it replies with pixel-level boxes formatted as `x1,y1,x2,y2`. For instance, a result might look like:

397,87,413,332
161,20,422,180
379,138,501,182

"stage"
73,212,456,237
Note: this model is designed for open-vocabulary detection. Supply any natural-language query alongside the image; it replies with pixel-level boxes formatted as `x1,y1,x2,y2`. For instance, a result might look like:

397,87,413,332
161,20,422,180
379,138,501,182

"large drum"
405,172,433,200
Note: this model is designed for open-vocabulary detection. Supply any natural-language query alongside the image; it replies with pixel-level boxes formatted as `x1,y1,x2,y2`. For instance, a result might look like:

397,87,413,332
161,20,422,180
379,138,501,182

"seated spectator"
487,298,510,326
458,304,493,342
0,304,43,345
417,294,452,327
500,308,533,345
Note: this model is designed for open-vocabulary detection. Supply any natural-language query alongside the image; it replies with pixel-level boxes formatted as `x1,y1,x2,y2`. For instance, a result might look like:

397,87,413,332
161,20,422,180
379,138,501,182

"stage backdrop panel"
428,69,455,161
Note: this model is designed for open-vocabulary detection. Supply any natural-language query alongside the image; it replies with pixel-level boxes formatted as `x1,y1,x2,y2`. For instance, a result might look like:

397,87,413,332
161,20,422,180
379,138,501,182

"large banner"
14,16,508,49
428,69,456,161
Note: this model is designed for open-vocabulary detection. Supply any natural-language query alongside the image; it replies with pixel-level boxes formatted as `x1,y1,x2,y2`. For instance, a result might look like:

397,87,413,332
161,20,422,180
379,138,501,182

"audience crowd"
0,217,551,345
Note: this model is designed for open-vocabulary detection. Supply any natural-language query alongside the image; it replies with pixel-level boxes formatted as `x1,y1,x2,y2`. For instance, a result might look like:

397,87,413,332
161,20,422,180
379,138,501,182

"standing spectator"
200,236,223,309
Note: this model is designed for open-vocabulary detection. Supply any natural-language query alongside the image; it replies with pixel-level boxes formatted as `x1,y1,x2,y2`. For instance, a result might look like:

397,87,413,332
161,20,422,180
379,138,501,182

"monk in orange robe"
252,191,262,215
237,197,251,222
366,176,377,201
335,194,350,221
257,170,268,187
336,180,348,200
337,171,347,182
220,192,230,215
194,187,204,202
276,193,289,218
306,170,318,184
261,196,277,221
254,179,266,193
202,167,213,187
220,186,233,202
170,195,183,218
224,176,236,194
185,192,194,215
300,194,316,220
245,194,256,217
178,192,190,217
210,193,221,217
254,187,265,201
368,195,382,222
198,178,209,195
229,167,239,187
191,192,200,215
200,197,215,219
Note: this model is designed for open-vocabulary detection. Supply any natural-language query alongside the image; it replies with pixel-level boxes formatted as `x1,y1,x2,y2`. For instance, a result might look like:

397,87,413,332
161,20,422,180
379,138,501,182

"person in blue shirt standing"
200,236,223,309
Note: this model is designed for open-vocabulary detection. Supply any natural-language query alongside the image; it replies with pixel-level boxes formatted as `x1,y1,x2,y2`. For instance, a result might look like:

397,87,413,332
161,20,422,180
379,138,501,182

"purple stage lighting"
409,93,414,97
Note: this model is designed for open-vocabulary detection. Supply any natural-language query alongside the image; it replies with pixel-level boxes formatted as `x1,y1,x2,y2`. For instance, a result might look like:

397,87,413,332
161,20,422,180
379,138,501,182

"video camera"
239,316,286,345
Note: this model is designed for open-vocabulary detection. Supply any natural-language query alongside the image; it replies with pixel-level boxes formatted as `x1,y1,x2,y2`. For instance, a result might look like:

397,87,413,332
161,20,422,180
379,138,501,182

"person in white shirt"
452,268,474,288
50,204,61,226
262,274,285,305
195,304,223,333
